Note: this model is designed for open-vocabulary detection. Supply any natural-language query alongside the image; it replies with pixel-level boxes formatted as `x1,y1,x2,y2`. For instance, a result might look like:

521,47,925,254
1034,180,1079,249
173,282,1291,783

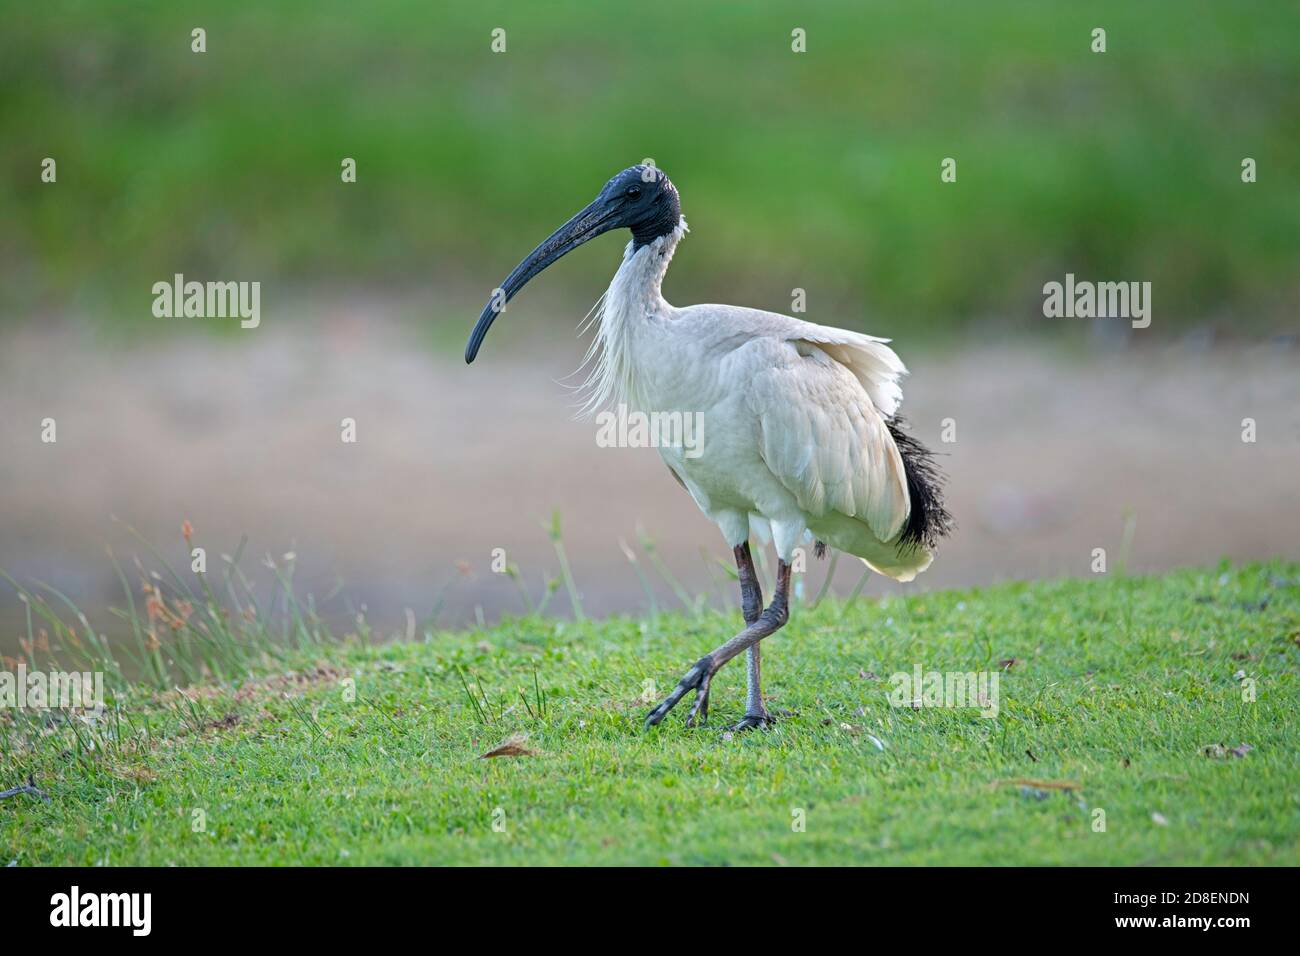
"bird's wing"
695,306,908,417
783,321,907,418
746,339,910,542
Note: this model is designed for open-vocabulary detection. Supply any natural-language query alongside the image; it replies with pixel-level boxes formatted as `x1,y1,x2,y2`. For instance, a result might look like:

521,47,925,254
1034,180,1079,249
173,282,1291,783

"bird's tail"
887,418,954,552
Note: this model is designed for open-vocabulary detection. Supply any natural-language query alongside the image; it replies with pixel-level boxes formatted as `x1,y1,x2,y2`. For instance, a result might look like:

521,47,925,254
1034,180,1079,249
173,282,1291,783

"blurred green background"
3,0,1297,342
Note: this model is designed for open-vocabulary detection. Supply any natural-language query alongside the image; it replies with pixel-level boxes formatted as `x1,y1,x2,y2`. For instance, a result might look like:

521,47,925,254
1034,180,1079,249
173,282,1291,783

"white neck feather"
575,218,688,417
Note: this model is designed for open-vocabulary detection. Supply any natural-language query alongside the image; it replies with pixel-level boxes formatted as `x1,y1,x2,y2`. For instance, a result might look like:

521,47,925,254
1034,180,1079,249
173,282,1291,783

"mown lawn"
3,561,1297,865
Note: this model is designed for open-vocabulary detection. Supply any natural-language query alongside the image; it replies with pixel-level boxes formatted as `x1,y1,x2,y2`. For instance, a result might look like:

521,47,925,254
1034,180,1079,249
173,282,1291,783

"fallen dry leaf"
479,733,537,759
1203,742,1253,759
206,713,240,732
110,765,158,784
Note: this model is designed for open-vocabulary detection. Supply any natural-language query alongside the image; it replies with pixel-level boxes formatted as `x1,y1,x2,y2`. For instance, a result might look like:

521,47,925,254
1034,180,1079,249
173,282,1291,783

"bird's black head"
597,165,682,250
465,164,683,363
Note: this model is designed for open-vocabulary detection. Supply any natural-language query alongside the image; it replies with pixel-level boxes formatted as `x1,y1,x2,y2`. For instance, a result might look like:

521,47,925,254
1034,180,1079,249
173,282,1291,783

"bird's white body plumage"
579,219,933,582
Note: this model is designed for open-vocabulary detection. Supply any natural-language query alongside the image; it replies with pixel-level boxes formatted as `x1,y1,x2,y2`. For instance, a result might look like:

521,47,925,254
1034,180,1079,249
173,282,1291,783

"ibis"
466,165,951,731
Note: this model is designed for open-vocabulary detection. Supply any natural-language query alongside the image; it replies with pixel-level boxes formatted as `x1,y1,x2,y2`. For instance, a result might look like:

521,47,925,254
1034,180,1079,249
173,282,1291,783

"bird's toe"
725,710,781,733
684,678,712,728
643,656,715,730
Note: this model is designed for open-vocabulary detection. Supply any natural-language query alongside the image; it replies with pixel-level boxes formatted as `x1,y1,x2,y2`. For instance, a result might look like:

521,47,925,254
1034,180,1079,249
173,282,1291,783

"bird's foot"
644,656,715,729
726,710,777,732
725,707,796,732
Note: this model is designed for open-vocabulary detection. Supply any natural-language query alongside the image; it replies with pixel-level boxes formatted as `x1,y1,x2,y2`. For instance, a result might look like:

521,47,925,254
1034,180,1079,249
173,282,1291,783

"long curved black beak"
465,198,618,363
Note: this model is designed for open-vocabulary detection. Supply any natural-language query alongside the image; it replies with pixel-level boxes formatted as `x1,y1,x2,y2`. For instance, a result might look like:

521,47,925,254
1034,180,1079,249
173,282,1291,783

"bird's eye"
625,185,641,198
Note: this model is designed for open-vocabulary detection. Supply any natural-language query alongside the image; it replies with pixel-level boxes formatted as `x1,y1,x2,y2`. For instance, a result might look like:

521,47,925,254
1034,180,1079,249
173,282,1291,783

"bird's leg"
735,541,764,626
645,557,792,730
728,643,770,731
735,541,772,730
642,543,760,730
730,559,790,732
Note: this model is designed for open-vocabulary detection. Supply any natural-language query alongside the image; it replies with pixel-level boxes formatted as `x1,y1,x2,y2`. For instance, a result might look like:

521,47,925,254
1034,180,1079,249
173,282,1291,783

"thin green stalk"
636,527,696,614
809,549,841,610
838,567,872,620
619,538,658,616
547,512,585,621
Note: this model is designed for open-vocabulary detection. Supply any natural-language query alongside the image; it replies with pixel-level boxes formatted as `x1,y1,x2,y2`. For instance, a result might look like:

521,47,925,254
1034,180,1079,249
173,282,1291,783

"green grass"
3,560,1297,865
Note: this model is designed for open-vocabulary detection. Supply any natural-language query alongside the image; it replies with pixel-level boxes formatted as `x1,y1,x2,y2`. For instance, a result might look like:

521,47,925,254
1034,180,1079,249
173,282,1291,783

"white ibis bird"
466,165,951,731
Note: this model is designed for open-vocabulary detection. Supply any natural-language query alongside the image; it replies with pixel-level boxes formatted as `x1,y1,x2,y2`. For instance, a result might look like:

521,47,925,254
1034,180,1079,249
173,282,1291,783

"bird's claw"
684,672,712,727
726,712,777,733
644,656,715,729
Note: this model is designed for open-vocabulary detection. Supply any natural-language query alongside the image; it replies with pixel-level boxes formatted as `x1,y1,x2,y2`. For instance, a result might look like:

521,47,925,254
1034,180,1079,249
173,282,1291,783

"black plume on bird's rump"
888,418,953,550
